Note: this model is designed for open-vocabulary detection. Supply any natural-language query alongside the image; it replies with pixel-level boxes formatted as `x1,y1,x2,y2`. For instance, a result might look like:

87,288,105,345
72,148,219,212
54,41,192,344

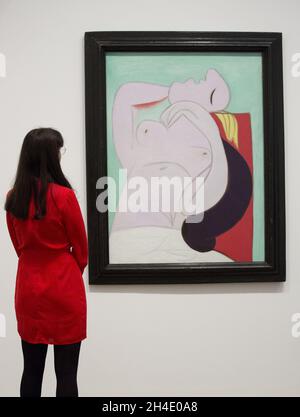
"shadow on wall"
88,281,284,295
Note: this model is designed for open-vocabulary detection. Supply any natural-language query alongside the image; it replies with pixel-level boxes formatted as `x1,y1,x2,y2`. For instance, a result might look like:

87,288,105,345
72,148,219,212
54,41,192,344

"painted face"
130,99,228,213
168,69,230,112
130,69,229,182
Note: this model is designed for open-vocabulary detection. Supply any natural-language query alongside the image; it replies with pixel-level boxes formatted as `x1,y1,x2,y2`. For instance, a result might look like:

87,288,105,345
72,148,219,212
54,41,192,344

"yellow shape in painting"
215,112,239,149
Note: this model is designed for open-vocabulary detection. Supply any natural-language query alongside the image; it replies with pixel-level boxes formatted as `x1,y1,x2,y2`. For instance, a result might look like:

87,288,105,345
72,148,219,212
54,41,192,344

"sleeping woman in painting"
109,69,253,263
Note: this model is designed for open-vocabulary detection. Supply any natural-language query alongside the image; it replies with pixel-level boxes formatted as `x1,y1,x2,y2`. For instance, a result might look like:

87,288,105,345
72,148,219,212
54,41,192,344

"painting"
85,32,285,284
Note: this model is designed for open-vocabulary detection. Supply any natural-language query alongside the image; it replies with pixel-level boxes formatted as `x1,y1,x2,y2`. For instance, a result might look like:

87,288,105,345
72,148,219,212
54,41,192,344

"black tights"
20,339,81,397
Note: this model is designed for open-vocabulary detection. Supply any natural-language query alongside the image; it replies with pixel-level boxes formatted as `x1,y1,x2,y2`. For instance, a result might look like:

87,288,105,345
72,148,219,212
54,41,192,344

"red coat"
6,182,88,345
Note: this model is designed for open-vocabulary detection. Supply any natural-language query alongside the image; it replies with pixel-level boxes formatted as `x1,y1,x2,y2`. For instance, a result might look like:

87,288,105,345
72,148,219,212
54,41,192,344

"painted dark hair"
181,139,252,252
4,127,72,220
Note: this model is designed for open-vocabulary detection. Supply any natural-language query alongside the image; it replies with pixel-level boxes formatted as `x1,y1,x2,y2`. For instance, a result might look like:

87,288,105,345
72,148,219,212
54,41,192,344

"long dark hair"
5,128,72,220
181,139,252,252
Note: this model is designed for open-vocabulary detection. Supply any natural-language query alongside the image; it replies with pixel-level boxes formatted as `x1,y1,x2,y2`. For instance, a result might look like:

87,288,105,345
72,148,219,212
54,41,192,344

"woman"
4,128,88,397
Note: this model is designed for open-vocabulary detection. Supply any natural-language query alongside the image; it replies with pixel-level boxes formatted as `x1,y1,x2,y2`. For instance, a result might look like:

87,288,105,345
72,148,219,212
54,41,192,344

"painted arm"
112,82,169,168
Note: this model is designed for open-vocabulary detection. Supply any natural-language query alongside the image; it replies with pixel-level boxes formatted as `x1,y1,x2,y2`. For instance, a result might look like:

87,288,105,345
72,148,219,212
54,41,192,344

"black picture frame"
84,31,285,285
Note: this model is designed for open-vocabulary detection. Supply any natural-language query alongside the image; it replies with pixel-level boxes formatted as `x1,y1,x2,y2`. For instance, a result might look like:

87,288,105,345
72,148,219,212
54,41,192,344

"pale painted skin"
111,69,230,232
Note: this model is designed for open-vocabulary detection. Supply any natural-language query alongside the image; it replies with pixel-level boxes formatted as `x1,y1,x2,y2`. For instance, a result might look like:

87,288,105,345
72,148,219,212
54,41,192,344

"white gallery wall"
0,0,299,396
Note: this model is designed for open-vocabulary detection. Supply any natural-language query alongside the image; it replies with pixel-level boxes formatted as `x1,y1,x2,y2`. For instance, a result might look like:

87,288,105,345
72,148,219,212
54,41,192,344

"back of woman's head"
5,127,72,220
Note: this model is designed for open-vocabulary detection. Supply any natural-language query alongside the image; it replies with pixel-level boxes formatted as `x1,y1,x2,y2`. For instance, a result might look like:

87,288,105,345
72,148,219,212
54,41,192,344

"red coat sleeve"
6,210,21,257
61,189,88,274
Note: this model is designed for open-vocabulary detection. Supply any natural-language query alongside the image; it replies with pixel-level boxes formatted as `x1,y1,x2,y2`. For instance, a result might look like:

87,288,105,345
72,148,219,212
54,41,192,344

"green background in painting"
105,52,265,261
